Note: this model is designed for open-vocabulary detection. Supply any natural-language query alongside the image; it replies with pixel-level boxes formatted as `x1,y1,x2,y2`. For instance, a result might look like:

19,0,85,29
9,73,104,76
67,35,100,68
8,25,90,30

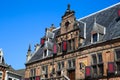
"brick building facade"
25,3,120,80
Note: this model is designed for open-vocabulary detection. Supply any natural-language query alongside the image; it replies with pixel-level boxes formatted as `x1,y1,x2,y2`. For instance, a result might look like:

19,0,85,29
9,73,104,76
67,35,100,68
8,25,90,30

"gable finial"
28,44,31,51
67,4,70,11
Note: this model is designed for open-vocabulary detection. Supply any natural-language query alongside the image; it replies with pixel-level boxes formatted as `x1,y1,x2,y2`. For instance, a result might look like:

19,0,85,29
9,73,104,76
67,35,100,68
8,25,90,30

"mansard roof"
26,2,120,64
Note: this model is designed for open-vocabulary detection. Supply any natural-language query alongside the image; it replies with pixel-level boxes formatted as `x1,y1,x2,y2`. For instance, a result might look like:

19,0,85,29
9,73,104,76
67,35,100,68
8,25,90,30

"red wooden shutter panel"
25,78,29,80
62,41,67,52
40,38,45,45
35,76,40,80
118,10,120,16
85,66,91,77
53,43,57,54
108,62,115,73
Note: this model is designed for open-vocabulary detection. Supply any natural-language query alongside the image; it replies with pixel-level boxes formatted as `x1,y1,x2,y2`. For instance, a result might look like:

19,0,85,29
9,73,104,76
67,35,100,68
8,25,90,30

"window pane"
116,49,120,60
98,53,103,63
58,62,61,70
93,33,97,42
68,60,71,68
72,59,75,67
116,62,120,72
93,66,97,77
92,54,97,64
98,65,103,75
61,61,64,68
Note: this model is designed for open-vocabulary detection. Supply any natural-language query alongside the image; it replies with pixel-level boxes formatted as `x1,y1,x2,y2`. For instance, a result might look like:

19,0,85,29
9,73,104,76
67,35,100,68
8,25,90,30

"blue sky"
0,0,119,69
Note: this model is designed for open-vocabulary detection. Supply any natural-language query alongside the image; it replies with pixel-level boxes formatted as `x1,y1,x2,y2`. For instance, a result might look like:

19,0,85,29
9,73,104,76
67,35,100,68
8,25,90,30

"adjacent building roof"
27,47,44,64
16,69,25,77
26,2,120,64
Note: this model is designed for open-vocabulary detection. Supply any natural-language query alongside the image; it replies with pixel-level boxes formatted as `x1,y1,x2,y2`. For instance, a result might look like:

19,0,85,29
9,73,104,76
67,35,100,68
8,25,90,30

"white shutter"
45,41,53,50
46,31,55,39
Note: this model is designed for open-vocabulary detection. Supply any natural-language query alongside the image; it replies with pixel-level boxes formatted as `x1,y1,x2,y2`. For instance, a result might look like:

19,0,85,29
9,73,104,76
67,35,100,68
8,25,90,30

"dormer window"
43,50,47,58
91,21,106,43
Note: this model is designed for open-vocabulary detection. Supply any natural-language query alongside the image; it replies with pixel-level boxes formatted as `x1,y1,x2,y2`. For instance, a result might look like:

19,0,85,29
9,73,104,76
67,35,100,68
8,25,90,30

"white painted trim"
78,2,120,20
98,33,100,42
91,34,93,43
52,27,60,32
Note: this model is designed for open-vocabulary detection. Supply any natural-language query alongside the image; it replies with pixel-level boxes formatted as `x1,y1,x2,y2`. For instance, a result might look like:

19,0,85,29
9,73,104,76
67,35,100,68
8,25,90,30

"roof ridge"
78,2,120,20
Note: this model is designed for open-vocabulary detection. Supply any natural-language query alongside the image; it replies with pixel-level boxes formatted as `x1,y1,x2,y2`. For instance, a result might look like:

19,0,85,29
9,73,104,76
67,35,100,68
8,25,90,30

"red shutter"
35,76,40,80
118,10,120,16
40,38,45,45
108,62,115,73
53,43,57,54
85,66,91,77
24,78,29,80
62,41,67,52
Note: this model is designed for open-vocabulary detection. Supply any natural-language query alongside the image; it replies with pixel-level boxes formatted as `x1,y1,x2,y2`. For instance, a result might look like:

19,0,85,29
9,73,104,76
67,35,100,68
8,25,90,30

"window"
68,60,72,68
71,39,75,50
57,61,64,71
116,62,120,73
91,53,104,78
57,61,64,76
115,48,120,74
92,54,97,64
68,59,75,69
61,61,64,68
30,68,36,80
65,21,70,32
42,66,48,75
115,49,120,60
43,50,47,57
58,43,61,53
98,53,103,63
0,72,2,80
93,33,97,42
98,65,103,76
93,66,97,77
58,62,61,70
68,40,71,51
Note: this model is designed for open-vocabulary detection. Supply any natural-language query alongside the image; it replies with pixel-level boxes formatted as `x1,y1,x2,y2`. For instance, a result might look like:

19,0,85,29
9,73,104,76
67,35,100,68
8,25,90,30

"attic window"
43,50,47,57
91,33,98,43
93,33,97,42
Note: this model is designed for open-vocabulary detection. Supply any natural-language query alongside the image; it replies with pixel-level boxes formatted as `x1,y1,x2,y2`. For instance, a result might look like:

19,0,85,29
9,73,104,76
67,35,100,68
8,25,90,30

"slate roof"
26,2,120,64
79,2,120,45
27,46,44,64
16,69,25,77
